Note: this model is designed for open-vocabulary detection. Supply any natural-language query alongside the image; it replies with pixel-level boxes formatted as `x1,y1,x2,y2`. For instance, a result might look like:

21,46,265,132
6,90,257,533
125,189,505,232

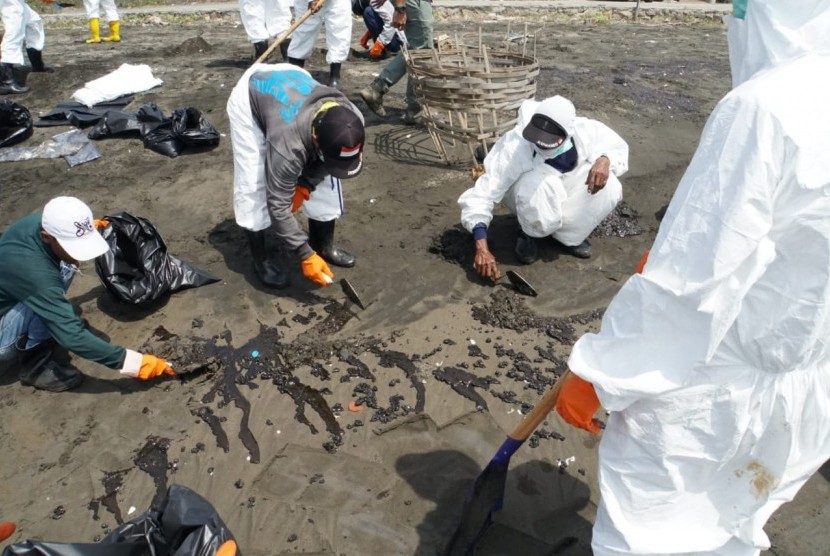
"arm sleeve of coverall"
577,117,629,177
22,289,126,369
264,143,315,260
458,128,535,233
567,92,780,411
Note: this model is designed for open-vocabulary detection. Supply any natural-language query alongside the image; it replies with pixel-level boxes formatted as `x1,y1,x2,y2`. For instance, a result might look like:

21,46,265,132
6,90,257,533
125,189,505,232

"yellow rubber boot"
86,18,101,43
102,20,121,42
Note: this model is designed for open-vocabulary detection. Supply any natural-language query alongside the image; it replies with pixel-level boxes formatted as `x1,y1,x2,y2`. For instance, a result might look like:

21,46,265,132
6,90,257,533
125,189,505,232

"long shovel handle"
254,3,323,64
509,369,573,441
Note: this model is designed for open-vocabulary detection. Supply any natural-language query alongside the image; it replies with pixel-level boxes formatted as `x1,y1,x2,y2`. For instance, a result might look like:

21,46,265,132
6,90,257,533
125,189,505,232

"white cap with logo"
41,197,110,262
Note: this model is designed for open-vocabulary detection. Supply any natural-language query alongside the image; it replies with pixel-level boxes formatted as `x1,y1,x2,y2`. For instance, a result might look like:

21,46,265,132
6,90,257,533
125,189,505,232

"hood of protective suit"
727,0,830,87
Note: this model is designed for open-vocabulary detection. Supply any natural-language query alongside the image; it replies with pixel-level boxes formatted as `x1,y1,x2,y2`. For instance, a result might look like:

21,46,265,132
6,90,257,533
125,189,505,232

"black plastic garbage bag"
138,103,183,158
34,96,134,128
95,212,220,305
172,107,220,149
87,110,141,140
0,100,33,148
2,485,239,556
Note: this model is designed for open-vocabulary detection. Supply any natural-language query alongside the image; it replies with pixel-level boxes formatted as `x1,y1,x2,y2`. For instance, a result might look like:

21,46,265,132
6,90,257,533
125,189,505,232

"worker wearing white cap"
458,95,629,281
0,197,174,392
556,0,830,553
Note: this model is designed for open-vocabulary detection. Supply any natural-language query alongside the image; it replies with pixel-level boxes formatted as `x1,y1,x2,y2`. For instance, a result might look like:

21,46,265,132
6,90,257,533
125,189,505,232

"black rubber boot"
556,238,592,259
308,219,355,268
329,62,341,90
244,229,290,289
514,230,539,265
253,40,268,62
18,341,83,392
0,63,30,94
26,48,53,73
287,57,305,68
279,38,291,61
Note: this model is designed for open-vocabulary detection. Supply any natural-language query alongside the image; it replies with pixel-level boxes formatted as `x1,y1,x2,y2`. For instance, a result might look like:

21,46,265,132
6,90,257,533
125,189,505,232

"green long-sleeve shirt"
0,213,126,369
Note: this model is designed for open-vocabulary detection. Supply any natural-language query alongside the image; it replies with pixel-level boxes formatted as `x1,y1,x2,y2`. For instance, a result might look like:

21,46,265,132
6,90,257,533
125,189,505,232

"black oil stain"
134,436,171,508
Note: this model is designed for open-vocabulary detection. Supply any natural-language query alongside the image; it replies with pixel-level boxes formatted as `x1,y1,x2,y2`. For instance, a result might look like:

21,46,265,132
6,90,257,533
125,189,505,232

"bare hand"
586,156,611,194
308,0,324,13
392,9,407,29
474,240,502,282
371,0,387,7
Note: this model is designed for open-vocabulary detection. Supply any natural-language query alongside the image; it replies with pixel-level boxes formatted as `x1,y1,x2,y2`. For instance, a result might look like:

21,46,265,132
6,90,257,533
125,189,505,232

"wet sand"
1,10,824,556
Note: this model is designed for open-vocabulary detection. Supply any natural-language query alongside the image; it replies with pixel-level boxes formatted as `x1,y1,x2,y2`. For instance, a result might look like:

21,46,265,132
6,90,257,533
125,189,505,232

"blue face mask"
534,137,573,159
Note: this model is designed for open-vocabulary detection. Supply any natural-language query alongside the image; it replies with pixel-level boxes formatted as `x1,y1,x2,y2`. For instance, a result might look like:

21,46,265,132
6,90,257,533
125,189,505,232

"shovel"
445,370,574,555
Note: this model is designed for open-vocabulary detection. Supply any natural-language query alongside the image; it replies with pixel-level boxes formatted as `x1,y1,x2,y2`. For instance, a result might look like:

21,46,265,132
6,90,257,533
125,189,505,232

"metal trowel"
504,270,538,297
322,275,367,310
340,278,367,310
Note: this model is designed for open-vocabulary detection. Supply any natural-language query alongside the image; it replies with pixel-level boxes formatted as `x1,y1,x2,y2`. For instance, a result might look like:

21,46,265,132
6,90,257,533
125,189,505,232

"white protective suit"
227,63,344,233
458,98,629,247
0,0,44,66
567,1,830,554
286,0,352,64
239,0,292,43
82,0,120,22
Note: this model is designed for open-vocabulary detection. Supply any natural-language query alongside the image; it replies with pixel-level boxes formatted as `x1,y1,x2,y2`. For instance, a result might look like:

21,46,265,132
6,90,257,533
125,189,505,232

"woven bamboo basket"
403,30,539,167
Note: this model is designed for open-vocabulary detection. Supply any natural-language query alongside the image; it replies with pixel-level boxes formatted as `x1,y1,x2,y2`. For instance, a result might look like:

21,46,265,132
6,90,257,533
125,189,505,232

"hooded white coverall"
286,0,352,64
239,0,292,44
0,0,44,66
567,1,830,554
458,98,629,247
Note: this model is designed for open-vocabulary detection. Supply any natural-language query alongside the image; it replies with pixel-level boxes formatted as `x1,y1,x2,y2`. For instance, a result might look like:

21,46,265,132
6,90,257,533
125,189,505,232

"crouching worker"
458,95,628,281
0,197,174,392
227,63,365,289
352,0,402,60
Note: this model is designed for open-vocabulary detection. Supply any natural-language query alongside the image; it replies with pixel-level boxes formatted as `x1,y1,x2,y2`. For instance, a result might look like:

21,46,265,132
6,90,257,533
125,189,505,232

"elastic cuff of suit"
472,224,487,241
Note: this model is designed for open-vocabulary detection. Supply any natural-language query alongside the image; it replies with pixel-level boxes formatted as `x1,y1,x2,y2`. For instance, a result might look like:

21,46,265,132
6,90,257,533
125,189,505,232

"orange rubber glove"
93,219,110,230
216,540,238,556
369,40,385,58
359,30,372,49
635,249,650,274
556,373,601,434
292,186,310,213
138,354,175,380
301,252,334,286
0,522,15,542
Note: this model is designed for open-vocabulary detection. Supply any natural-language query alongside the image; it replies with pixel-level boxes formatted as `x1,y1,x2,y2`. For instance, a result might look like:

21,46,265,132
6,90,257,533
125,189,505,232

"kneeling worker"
227,62,365,289
458,95,629,281
0,197,174,392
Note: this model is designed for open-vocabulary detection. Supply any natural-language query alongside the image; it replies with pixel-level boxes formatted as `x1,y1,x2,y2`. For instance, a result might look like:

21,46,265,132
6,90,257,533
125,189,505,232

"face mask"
534,137,573,159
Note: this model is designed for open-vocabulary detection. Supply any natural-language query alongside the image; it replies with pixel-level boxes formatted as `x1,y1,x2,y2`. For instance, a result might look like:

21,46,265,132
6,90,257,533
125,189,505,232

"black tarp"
34,96,134,128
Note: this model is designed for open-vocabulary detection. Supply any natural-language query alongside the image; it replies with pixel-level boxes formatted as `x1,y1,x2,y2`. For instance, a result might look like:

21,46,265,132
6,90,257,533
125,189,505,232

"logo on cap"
340,144,362,158
75,218,95,237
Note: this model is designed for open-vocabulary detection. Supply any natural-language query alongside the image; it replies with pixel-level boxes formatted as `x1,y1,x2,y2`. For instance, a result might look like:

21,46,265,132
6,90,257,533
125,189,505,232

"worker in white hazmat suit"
226,63,364,290
554,1,830,554
286,0,352,89
457,96,628,281
0,0,51,95
238,0,293,62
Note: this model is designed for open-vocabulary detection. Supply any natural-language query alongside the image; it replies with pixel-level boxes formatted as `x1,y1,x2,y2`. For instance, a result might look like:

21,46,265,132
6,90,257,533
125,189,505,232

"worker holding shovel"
0,197,174,392
556,1,830,554
226,63,365,290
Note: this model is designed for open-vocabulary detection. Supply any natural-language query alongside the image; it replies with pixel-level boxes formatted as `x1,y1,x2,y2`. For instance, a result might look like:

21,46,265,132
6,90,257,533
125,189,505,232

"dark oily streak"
134,436,171,508
433,366,493,411
98,470,128,524
374,350,426,412
191,406,230,453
